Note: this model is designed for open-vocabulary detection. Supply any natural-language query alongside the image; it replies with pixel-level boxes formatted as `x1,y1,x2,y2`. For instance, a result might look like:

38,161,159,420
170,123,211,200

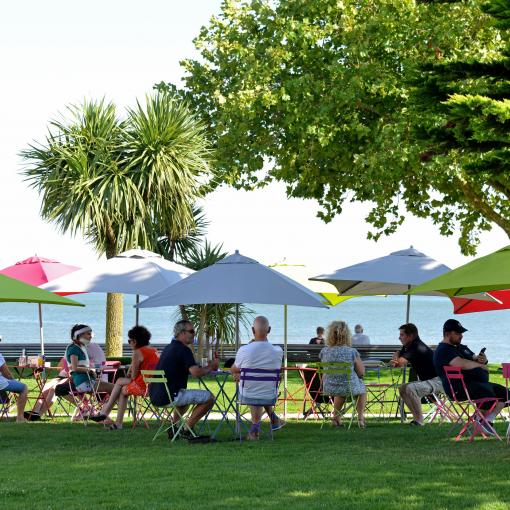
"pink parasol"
0,256,80,352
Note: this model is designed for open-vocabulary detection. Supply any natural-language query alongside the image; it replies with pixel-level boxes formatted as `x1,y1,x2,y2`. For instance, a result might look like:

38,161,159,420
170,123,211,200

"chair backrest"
443,365,471,402
141,369,173,405
316,361,352,376
239,368,281,397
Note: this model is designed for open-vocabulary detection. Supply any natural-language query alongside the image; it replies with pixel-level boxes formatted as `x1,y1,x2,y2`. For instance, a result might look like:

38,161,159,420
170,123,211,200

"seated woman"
66,324,114,408
91,325,159,429
319,320,366,428
0,351,28,423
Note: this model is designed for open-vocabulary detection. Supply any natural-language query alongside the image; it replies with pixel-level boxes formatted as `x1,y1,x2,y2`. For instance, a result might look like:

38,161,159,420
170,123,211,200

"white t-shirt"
0,353,9,391
352,333,370,345
234,341,283,401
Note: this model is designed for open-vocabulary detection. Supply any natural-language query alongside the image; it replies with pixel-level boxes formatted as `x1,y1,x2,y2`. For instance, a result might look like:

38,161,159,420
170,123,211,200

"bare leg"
357,393,367,427
16,385,29,423
186,396,214,429
100,378,130,416
115,389,130,429
399,384,423,424
332,396,346,425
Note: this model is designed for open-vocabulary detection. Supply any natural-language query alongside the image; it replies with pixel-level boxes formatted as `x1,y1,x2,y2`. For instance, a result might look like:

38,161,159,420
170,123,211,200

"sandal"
89,413,108,423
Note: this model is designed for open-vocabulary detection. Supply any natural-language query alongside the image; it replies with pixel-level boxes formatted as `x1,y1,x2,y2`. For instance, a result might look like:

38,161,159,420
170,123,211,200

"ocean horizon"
1,293,509,362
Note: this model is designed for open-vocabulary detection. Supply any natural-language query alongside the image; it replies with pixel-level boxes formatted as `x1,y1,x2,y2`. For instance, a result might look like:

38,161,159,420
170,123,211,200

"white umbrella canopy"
311,247,495,321
41,249,193,323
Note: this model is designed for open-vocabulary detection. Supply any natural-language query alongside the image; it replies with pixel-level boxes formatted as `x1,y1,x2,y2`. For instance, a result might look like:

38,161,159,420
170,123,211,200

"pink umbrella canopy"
0,256,79,288
0,256,80,353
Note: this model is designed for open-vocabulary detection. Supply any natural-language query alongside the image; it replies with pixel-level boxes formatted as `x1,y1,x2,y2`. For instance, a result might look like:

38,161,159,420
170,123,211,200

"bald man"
231,316,284,440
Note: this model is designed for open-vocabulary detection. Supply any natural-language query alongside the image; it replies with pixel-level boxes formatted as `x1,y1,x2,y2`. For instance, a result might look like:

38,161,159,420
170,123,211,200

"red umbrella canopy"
451,290,510,314
0,256,80,288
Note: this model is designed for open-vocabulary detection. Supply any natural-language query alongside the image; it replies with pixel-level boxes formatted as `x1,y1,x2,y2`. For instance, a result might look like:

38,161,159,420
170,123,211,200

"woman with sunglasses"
91,325,159,429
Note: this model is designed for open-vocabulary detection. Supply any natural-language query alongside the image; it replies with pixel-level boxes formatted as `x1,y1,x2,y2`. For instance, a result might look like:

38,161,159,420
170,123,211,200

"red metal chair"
443,366,501,442
501,363,510,443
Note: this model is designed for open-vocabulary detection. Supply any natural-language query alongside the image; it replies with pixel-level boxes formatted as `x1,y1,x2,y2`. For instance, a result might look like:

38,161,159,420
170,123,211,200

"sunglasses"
183,329,195,335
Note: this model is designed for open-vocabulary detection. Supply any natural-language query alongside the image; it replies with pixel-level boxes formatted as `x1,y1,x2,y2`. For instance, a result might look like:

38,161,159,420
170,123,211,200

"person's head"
252,316,270,340
128,325,152,349
443,319,467,346
398,323,418,346
71,324,93,347
173,320,195,345
316,326,325,338
326,321,352,347
354,324,363,334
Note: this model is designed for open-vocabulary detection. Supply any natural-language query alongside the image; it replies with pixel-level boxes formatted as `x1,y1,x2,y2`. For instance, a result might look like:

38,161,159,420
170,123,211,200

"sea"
0,294,509,361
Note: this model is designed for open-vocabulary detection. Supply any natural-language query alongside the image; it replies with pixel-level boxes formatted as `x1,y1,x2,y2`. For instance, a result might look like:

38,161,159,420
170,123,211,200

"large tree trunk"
105,293,123,357
104,232,123,357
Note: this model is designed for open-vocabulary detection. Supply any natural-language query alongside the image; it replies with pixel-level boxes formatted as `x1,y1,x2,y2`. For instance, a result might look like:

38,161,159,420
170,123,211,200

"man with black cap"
433,319,507,428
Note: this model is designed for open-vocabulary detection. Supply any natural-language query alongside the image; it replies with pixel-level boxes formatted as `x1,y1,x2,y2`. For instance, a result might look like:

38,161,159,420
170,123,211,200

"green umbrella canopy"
0,273,84,306
408,245,510,297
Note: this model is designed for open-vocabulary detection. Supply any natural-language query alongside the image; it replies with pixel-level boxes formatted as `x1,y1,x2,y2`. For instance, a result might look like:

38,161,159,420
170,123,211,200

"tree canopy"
179,0,503,254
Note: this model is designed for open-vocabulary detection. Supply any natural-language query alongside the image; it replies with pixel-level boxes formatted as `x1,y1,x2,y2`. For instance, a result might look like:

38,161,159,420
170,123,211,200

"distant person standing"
309,327,325,345
352,325,370,346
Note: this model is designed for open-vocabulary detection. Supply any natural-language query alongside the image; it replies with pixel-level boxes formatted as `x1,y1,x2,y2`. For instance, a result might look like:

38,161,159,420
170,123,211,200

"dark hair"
70,324,90,342
399,323,418,338
128,325,151,348
316,326,325,334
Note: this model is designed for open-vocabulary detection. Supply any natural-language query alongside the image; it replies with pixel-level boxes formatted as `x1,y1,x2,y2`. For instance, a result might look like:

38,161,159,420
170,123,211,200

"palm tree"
21,94,213,355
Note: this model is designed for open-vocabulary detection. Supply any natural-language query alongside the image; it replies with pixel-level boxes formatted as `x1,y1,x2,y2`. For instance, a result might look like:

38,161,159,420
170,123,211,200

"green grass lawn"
1,418,510,510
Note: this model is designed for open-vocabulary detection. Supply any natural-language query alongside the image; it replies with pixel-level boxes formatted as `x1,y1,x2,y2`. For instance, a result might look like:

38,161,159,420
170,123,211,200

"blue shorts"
3,380,27,393
239,396,277,406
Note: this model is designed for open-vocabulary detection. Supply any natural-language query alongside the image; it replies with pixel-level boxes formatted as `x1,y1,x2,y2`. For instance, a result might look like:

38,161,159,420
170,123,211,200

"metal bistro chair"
316,361,358,429
501,362,510,443
0,390,13,420
236,368,281,442
141,370,196,442
443,366,501,442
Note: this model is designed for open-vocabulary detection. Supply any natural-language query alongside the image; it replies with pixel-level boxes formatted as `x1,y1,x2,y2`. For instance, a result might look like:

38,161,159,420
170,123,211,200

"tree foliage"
408,0,510,254
179,0,503,253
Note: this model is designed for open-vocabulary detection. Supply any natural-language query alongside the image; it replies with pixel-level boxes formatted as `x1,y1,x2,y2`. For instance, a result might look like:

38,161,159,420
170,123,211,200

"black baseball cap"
443,319,468,334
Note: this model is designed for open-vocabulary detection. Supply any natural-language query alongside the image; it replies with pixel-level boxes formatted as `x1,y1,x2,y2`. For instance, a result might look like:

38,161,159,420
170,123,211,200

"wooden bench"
0,342,414,363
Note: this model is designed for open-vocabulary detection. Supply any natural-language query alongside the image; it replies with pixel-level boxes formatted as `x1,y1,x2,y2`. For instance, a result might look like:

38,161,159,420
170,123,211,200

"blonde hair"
326,321,352,347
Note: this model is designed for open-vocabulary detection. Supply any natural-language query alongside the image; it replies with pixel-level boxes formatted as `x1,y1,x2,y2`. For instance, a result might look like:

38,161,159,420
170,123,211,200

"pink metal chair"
444,366,501,442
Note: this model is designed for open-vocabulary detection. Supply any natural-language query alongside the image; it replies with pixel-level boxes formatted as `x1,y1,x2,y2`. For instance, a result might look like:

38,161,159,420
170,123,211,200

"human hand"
210,358,219,371
476,353,488,365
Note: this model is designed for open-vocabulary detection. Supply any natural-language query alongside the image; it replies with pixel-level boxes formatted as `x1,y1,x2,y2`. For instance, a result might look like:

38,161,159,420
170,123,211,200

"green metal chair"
315,361,358,429
141,370,197,442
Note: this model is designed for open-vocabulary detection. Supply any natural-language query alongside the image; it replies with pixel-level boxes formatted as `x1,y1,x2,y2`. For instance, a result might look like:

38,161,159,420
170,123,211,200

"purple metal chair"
236,368,281,442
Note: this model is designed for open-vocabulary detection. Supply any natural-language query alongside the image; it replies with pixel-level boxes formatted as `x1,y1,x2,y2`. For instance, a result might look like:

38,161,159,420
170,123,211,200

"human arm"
189,358,219,378
230,364,241,382
129,349,143,380
0,362,13,380
473,353,488,365
449,356,489,371
69,354,94,375
354,356,365,378
390,350,409,368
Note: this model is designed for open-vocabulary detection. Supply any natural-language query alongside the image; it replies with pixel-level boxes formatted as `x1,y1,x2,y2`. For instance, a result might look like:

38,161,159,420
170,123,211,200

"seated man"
352,324,370,345
433,319,507,431
150,320,217,441
0,351,28,423
391,323,443,426
309,327,325,345
231,316,284,440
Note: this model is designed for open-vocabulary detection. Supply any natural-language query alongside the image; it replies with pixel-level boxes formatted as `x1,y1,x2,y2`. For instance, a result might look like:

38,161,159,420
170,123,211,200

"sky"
0,0,508,277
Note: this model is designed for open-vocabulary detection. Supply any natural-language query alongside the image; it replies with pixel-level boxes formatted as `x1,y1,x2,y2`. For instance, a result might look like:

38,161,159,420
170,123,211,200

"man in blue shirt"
150,320,217,440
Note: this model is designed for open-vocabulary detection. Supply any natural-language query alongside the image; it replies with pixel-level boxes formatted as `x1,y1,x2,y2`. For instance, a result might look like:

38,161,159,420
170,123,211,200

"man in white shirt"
352,324,371,345
0,352,28,422
232,316,284,440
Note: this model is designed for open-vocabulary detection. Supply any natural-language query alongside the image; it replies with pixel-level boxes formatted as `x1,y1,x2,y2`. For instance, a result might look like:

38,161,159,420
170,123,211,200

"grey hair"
253,315,270,332
354,324,363,334
173,320,192,337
